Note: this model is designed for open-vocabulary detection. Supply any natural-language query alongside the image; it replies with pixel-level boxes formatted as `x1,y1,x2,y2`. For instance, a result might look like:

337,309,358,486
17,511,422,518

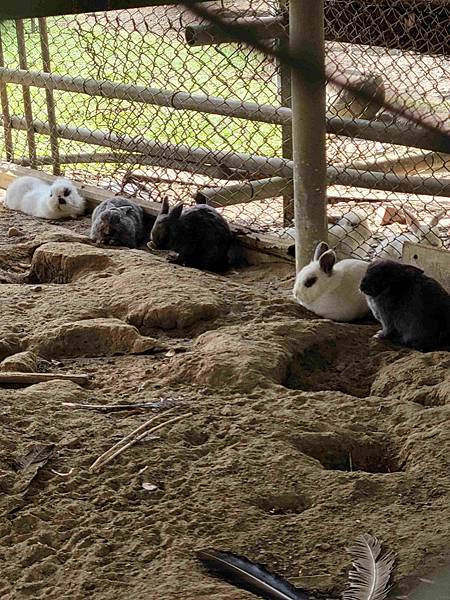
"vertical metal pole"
0,28,14,162
16,19,37,168
278,1,293,226
39,17,61,175
290,0,328,270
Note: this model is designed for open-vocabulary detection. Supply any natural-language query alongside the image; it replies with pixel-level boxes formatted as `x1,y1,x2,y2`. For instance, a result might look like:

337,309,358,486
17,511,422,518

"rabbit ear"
169,203,184,220
160,197,170,214
319,249,336,274
314,241,329,261
429,209,446,227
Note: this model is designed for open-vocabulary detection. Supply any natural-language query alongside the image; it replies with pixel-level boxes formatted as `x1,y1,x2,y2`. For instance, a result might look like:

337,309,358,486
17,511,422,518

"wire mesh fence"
0,0,449,261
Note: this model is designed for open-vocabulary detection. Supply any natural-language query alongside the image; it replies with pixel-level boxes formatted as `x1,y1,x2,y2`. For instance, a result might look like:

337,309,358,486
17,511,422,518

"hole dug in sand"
253,491,312,515
292,432,404,473
284,338,395,398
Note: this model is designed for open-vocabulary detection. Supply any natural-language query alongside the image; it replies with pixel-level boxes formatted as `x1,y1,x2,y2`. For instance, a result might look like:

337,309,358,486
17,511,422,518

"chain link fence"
0,0,449,260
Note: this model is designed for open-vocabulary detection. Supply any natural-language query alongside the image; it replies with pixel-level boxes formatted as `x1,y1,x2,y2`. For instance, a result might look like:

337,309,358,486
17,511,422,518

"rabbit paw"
373,330,388,339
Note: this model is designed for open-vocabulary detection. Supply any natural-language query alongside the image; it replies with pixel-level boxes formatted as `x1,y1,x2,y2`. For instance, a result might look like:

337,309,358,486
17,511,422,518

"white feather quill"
343,534,396,600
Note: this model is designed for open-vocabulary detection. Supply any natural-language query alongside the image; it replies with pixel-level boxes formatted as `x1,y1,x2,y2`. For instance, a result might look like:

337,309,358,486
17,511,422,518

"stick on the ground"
89,411,192,472
0,372,90,385
62,401,175,412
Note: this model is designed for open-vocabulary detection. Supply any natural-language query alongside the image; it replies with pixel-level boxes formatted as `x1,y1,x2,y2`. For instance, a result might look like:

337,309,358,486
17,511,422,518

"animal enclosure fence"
0,0,449,260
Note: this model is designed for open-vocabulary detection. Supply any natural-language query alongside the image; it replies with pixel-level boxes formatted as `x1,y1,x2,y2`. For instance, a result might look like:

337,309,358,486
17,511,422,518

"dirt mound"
0,210,448,600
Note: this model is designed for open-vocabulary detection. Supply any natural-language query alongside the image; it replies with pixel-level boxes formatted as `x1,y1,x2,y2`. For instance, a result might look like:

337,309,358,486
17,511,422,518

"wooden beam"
0,371,90,385
0,1,211,20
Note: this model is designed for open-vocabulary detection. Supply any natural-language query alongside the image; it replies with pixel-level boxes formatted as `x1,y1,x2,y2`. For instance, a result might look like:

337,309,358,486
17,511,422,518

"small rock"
0,351,38,373
7,226,24,237
30,285,42,292
142,483,158,492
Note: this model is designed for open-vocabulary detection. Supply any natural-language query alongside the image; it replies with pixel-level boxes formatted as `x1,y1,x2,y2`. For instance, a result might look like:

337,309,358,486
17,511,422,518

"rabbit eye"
304,276,317,288
63,188,71,197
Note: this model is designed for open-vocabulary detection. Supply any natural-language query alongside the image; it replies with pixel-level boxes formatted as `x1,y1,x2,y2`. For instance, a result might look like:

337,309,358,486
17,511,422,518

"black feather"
197,548,309,600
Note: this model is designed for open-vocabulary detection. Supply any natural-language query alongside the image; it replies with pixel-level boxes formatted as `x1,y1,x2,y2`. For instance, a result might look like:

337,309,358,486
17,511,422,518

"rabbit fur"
293,241,370,322
5,176,85,219
90,197,146,248
149,198,238,272
360,259,450,351
287,210,372,260
373,208,446,260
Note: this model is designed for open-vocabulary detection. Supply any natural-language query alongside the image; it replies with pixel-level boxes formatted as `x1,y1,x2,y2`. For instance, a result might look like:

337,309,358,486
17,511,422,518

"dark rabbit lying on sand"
149,198,243,272
90,197,147,248
360,259,450,352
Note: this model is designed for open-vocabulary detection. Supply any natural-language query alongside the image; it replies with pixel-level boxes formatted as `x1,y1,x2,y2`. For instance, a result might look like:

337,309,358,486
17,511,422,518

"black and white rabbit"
360,259,450,351
90,197,146,248
149,198,240,272
5,176,85,219
293,241,370,322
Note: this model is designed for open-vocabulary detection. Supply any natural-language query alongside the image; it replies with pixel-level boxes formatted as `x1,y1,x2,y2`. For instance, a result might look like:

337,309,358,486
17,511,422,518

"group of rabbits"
293,241,450,352
4,174,450,352
4,175,242,272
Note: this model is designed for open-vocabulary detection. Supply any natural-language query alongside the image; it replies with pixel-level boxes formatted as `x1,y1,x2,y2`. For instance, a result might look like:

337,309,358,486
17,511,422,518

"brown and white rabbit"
293,241,370,322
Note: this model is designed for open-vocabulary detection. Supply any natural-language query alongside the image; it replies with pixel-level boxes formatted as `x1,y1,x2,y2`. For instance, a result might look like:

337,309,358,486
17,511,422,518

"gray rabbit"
360,259,450,351
90,197,146,248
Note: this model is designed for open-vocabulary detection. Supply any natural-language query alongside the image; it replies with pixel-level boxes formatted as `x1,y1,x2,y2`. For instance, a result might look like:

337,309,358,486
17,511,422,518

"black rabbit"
360,259,450,351
90,197,147,248
149,198,242,272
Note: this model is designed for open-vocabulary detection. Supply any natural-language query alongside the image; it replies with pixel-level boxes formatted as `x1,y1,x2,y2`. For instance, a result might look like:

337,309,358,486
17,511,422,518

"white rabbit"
5,176,86,220
293,241,370,322
373,207,445,260
286,210,372,260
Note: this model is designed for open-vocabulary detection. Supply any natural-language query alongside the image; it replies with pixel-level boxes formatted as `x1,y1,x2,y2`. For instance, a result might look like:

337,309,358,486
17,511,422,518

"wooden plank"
403,242,450,292
0,371,90,385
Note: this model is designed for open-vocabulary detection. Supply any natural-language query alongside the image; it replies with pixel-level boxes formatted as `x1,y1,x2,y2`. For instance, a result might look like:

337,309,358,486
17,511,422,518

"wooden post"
38,17,60,175
290,0,328,270
0,28,14,162
15,19,37,168
278,1,293,225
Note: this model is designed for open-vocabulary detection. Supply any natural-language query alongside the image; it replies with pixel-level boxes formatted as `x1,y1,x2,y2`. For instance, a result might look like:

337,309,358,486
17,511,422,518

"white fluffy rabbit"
286,210,372,260
293,241,370,322
5,176,86,220
373,207,445,260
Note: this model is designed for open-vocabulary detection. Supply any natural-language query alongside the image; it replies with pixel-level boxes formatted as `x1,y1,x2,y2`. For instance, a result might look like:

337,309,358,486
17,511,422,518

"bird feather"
197,548,309,600
342,534,396,600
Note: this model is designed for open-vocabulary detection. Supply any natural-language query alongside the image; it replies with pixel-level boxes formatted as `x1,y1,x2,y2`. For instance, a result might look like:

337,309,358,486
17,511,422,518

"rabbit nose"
58,198,67,205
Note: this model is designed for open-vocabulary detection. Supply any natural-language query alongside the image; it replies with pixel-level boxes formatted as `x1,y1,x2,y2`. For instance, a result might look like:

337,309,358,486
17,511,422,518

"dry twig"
89,409,191,472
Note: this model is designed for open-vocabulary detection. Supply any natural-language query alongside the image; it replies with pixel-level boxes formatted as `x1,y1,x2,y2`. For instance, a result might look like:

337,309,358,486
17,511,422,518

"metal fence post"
290,0,328,270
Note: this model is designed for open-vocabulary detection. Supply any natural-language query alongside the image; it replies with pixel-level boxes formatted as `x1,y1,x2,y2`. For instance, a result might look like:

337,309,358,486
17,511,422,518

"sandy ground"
0,202,449,600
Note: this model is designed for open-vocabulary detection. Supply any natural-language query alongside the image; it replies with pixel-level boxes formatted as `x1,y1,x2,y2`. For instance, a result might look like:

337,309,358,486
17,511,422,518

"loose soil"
0,201,449,600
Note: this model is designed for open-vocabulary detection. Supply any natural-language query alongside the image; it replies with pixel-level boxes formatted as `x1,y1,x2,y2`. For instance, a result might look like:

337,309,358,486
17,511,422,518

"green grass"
0,19,282,169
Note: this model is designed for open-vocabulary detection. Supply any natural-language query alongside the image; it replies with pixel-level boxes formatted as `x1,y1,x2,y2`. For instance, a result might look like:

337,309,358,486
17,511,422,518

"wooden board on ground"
0,161,294,264
403,242,450,292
